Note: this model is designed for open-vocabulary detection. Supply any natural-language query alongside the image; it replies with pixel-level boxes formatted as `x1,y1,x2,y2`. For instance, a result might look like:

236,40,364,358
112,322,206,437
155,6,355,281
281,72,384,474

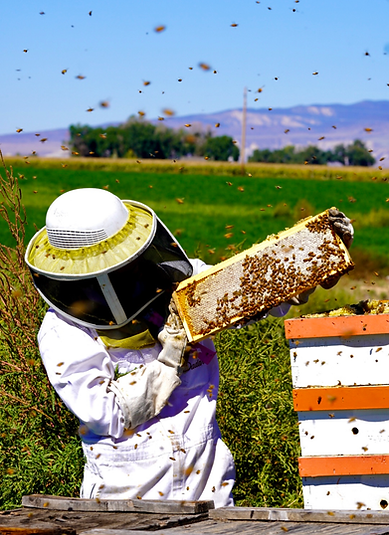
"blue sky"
1,0,388,135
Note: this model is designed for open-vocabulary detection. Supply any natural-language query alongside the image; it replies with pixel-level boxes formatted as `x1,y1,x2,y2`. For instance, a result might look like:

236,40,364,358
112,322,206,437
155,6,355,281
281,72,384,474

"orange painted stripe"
299,455,389,477
284,311,389,340
293,385,389,411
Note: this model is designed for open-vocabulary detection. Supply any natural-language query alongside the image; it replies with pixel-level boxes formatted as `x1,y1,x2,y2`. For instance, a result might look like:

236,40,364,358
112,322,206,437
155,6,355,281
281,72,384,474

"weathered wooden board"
3,507,389,535
209,506,389,524
0,508,207,533
0,526,75,535
174,209,353,342
22,495,213,514
79,523,389,535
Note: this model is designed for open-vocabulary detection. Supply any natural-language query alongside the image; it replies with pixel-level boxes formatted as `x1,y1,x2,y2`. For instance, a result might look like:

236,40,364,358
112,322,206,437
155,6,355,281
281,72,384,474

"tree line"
69,118,240,161
70,118,375,167
248,140,375,166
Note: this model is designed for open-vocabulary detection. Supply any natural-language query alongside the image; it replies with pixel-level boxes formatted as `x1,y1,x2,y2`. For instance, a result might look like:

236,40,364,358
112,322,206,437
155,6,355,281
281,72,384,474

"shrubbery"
0,159,83,509
69,118,239,161
249,140,375,167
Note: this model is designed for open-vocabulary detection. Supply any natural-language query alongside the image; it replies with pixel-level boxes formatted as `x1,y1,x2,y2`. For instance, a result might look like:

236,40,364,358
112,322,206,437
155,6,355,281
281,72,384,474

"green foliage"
69,121,185,159
249,140,375,167
0,158,83,509
334,140,376,167
69,118,237,161
215,319,303,508
249,144,333,165
203,135,240,161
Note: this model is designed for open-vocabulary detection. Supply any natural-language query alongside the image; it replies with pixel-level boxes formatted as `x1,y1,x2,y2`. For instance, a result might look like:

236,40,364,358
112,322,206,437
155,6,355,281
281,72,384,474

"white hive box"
174,209,354,343
284,303,389,511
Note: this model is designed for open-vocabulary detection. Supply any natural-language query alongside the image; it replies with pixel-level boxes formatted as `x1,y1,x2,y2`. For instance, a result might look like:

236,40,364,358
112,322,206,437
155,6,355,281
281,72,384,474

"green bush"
215,319,303,508
0,158,83,509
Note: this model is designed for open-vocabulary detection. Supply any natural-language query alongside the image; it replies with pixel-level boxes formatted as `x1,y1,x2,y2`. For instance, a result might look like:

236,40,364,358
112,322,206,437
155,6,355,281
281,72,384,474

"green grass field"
4,158,389,275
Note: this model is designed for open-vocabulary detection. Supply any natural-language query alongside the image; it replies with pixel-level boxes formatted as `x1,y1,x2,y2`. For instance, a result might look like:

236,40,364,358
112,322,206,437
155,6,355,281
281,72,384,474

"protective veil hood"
25,188,193,329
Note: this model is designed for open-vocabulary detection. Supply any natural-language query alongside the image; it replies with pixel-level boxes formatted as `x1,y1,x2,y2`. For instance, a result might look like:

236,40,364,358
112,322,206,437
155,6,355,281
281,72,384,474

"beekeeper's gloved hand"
108,297,188,431
320,209,354,290
157,299,188,372
328,208,354,249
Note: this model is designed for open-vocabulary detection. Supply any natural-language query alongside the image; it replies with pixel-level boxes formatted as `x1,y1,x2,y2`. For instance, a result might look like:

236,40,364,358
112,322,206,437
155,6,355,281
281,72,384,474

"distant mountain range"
0,100,388,164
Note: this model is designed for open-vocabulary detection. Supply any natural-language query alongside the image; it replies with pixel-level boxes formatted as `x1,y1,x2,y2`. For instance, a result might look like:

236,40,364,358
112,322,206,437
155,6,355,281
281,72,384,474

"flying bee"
154,25,166,32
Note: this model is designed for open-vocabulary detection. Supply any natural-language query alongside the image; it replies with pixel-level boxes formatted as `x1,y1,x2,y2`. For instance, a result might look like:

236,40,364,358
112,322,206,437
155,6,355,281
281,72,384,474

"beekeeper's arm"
108,301,187,429
38,306,187,437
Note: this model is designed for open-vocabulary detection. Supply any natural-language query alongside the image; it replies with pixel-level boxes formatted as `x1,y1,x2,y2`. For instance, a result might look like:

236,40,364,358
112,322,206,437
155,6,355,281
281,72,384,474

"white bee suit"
37,260,236,507
38,259,290,507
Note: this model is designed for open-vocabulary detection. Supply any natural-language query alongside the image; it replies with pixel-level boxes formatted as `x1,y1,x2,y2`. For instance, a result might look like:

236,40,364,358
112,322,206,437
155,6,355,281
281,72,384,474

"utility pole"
240,87,247,174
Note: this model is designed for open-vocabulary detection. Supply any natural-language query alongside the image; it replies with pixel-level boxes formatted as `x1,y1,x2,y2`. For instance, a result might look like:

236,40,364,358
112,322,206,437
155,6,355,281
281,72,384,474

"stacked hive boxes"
285,306,389,510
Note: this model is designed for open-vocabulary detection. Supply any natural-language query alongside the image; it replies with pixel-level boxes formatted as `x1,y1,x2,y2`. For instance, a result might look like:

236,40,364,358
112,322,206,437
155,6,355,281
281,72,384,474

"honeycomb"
173,210,354,342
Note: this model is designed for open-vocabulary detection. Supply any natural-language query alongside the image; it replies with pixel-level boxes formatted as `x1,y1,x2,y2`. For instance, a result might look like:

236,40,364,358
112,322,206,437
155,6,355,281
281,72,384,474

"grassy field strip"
4,156,388,181
3,159,389,268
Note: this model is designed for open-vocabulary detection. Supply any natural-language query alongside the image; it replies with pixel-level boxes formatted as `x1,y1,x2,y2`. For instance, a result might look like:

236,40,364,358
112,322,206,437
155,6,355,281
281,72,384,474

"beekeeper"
25,188,353,507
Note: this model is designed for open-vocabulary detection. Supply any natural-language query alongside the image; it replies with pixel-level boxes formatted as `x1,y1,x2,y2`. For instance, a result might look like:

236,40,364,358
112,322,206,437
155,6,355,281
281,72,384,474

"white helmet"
25,188,192,329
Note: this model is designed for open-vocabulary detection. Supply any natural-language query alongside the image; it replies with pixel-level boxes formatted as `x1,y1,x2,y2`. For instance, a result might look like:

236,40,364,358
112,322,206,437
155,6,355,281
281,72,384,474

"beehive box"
284,301,389,511
174,209,354,343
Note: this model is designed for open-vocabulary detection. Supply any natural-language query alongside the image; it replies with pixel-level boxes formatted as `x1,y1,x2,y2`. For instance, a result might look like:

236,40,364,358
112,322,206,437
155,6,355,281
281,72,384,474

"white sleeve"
38,310,125,438
39,309,183,436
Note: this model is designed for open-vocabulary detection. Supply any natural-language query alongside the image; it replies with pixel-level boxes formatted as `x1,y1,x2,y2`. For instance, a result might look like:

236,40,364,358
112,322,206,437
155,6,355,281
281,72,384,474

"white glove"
107,299,187,430
157,300,188,370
